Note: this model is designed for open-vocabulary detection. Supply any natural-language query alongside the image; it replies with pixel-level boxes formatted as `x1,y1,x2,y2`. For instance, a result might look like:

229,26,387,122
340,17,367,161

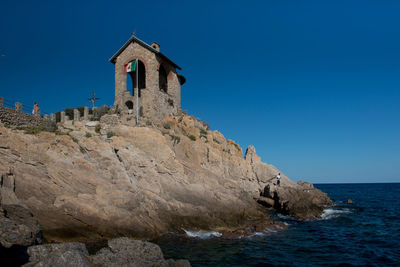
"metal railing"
0,97,50,115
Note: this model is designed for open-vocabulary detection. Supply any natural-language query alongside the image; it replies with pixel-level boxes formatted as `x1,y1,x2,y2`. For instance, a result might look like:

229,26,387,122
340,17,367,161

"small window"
159,65,168,93
125,101,133,110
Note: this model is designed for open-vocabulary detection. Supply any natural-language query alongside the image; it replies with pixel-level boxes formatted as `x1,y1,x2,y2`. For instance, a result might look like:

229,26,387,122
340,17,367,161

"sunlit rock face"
0,116,331,241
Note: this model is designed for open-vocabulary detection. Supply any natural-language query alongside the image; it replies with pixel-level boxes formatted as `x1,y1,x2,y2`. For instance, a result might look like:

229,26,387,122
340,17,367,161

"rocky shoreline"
0,113,332,264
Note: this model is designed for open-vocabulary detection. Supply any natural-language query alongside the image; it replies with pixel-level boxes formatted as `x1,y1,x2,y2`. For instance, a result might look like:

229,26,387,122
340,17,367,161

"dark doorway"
126,60,146,97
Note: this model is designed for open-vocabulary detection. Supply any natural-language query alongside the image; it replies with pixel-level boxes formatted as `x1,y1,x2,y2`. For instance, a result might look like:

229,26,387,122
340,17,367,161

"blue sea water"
157,183,400,266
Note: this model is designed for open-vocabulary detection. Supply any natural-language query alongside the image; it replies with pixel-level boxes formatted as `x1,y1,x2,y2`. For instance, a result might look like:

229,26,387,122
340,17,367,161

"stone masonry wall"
114,41,181,123
0,106,44,128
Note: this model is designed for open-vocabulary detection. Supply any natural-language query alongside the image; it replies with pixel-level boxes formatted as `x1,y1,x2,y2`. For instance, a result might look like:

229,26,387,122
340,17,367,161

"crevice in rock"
113,148,123,164
65,213,92,228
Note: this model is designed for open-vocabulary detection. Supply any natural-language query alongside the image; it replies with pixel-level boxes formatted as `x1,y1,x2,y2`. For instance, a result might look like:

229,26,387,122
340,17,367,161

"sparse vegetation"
107,131,116,138
95,124,101,133
146,120,152,126
199,128,208,139
55,131,69,136
200,128,207,136
163,122,171,129
185,152,189,158
234,143,240,151
21,126,42,135
4,124,11,128
180,127,188,136
213,138,221,144
69,134,79,143
85,132,92,138
222,148,231,155
188,134,196,141
207,147,210,162
170,135,181,145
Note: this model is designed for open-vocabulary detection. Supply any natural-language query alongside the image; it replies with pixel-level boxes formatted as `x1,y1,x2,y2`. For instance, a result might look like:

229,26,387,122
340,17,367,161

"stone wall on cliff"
0,97,56,129
0,106,44,128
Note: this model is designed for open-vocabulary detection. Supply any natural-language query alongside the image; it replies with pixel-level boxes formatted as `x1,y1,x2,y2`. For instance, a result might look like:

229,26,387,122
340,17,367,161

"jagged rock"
297,180,314,189
272,186,333,220
0,205,43,248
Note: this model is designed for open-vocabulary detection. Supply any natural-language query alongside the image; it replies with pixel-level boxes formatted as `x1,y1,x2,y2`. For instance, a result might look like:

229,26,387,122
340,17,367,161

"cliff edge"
0,114,332,241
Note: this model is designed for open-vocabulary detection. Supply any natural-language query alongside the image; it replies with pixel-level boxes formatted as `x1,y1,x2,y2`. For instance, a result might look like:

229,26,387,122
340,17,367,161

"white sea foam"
249,232,266,237
277,214,295,220
182,229,222,239
265,227,278,233
321,208,351,220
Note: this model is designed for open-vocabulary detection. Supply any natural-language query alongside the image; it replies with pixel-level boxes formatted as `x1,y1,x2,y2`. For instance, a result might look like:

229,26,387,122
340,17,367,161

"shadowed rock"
0,205,43,248
24,242,90,267
23,238,190,267
91,237,190,266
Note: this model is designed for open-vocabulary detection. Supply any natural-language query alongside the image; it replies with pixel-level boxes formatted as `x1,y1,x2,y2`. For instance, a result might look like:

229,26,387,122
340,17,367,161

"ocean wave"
321,208,351,220
182,229,222,239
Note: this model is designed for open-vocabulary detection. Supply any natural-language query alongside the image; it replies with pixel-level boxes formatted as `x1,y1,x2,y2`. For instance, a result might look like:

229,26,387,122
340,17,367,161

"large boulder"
91,237,190,267
261,183,332,220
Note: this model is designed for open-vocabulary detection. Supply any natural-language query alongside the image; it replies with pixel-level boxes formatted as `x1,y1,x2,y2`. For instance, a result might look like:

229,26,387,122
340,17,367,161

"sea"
156,183,400,266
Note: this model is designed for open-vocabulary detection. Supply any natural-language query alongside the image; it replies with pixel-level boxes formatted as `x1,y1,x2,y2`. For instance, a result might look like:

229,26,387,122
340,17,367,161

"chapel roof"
109,35,182,70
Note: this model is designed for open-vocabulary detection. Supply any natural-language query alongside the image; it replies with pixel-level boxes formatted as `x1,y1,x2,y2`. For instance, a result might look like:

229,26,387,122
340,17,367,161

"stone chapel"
109,35,185,122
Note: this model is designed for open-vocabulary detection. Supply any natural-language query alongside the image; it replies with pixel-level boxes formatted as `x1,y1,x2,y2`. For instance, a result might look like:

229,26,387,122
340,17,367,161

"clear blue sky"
1,0,399,183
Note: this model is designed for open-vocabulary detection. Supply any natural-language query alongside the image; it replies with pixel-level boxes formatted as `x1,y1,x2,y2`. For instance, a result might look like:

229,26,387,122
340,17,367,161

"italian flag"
125,60,136,73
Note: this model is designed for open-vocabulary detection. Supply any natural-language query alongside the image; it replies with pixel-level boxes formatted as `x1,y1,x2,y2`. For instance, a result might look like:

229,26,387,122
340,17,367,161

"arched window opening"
127,72,134,95
159,65,168,93
125,101,133,110
126,60,146,97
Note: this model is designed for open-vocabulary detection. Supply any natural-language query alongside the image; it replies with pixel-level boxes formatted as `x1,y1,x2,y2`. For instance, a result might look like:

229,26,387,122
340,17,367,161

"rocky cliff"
0,114,332,241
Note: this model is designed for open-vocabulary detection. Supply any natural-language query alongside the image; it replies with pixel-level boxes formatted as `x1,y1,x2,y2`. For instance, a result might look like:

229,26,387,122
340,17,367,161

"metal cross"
88,91,100,111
